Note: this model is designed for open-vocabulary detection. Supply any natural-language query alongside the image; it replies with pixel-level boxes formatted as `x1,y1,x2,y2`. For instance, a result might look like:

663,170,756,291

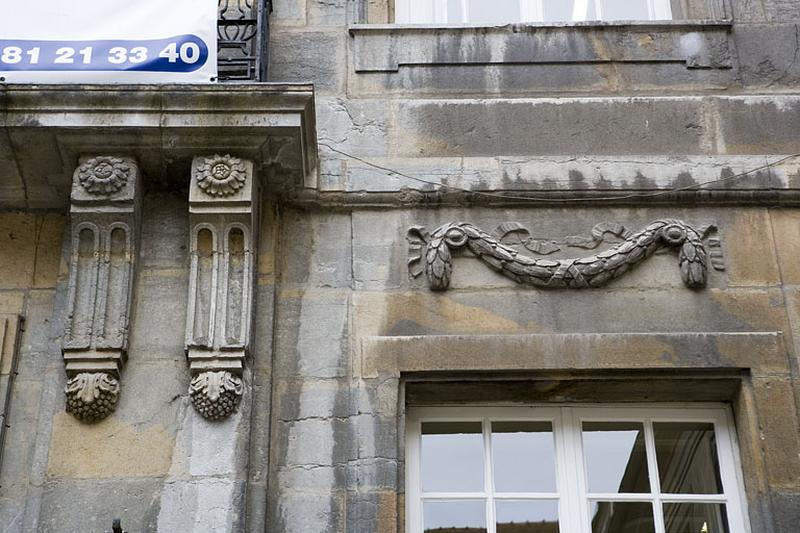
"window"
395,0,672,24
406,405,749,533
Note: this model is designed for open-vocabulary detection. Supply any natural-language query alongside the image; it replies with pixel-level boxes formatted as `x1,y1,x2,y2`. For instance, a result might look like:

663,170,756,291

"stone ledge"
0,84,318,209
360,331,787,378
350,20,733,73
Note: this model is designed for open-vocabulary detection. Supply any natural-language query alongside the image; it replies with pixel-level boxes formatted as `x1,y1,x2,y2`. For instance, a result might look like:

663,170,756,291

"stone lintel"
361,331,787,379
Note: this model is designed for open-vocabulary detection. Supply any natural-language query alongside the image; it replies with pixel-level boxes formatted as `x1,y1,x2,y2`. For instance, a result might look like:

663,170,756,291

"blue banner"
0,35,209,72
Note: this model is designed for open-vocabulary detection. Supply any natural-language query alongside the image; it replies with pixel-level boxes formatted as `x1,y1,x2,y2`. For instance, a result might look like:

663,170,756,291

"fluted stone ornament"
185,155,258,420
62,156,142,422
409,219,715,291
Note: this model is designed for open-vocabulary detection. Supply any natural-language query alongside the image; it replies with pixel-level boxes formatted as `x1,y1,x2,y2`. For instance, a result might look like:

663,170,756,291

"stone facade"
1,1,800,532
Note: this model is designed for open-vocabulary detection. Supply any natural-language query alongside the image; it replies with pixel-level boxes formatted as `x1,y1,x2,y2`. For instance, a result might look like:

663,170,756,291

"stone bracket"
62,155,142,423
184,155,258,420
350,20,733,72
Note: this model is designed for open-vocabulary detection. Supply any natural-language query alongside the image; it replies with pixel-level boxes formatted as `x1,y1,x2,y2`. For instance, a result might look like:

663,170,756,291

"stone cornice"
279,188,800,209
0,83,318,209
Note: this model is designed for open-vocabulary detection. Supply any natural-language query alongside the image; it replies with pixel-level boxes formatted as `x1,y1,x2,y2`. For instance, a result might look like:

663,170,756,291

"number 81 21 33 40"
0,37,207,72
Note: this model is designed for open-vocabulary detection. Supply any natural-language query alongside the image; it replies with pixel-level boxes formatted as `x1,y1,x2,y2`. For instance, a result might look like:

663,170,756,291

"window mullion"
484,417,496,533
434,0,448,23
563,407,591,533
521,0,543,22
644,418,667,533
460,0,469,23
572,0,591,22
652,0,673,20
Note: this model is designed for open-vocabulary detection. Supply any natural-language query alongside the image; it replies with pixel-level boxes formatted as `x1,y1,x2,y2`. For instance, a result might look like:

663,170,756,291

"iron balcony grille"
217,0,271,82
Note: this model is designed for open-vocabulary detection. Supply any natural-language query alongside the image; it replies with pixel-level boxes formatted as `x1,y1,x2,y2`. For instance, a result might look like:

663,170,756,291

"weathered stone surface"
0,213,64,290
5,1,800,531
279,211,353,288
351,22,733,72
37,478,163,533
269,31,346,94
47,413,174,478
317,97,391,157
751,377,800,487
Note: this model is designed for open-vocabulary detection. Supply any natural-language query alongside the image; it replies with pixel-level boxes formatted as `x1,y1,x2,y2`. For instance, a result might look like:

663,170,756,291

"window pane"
467,0,523,24
446,0,464,23
599,0,650,20
422,421,484,492
582,422,650,493
492,421,557,493
590,502,656,533
654,422,723,494
663,503,730,533
542,0,576,22
424,500,487,533
496,500,560,533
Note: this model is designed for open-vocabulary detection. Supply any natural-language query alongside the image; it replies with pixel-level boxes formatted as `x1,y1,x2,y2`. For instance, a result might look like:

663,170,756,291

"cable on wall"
318,142,800,205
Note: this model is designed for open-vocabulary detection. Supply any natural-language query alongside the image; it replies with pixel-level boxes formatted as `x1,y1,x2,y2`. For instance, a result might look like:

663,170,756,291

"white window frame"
406,404,750,533
395,0,672,24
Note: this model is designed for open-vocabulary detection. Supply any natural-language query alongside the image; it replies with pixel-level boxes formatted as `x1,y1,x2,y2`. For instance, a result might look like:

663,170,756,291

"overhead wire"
318,142,800,204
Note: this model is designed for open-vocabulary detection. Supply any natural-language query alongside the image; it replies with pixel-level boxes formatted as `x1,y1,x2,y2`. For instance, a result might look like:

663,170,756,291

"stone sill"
349,19,734,72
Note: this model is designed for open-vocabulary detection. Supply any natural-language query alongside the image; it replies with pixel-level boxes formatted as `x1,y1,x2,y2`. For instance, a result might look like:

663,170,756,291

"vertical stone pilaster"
185,155,258,420
62,156,142,423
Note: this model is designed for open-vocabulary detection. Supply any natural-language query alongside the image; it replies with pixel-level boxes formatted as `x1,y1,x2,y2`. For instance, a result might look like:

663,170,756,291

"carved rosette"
195,154,248,197
189,371,244,421
65,372,120,423
76,156,131,195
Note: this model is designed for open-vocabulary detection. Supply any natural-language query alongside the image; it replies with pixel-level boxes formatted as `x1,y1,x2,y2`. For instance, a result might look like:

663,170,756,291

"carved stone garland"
408,219,714,291
63,156,141,422
185,155,257,420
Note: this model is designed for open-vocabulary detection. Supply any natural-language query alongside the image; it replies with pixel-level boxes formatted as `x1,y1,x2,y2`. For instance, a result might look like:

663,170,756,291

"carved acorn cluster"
189,371,244,421
65,372,120,423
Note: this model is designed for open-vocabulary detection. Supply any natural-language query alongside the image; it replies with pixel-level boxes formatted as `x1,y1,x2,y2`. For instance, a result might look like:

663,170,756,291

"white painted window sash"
407,404,750,533
397,0,673,23
520,0,543,22
572,0,591,21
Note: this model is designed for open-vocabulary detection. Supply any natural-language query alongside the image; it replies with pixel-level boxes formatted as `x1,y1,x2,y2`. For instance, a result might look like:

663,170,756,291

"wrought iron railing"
217,0,271,81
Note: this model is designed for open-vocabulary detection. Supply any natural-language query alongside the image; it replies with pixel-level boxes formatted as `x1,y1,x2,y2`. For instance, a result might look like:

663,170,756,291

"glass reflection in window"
590,502,656,533
424,500,487,533
582,422,650,494
663,503,730,533
654,422,723,494
496,500,560,533
422,421,484,493
492,421,557,493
